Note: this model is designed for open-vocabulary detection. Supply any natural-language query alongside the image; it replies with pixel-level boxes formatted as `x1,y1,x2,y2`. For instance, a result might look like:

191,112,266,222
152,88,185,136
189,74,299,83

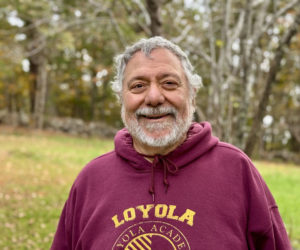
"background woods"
0,0,299,161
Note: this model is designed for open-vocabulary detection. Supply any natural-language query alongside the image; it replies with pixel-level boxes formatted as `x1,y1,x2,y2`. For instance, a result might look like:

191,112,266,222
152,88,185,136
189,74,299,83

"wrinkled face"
121,48,195,150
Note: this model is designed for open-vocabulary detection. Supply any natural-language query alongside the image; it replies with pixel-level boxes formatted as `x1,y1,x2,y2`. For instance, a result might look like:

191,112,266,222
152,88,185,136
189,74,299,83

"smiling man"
121,48,195,156
51,37,291,250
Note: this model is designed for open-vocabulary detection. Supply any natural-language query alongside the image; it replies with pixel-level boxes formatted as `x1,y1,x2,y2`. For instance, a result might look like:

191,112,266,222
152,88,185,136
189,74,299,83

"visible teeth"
136,107,177,119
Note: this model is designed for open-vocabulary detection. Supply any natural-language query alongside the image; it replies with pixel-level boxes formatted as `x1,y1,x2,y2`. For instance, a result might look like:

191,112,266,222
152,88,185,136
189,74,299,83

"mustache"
135,106,177,117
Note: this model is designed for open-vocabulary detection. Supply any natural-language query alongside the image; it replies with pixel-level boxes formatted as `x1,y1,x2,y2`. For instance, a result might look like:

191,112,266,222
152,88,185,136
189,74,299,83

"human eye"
162,80,178,90
130,82,146,93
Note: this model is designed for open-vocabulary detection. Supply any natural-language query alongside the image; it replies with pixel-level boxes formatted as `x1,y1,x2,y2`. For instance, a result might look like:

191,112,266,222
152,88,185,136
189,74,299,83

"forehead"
127,48,181,65
123,48,185,81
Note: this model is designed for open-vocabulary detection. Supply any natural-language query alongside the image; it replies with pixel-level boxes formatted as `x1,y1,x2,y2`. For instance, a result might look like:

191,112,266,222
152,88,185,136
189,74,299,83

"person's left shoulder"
210,141,260,176
216,141,251,161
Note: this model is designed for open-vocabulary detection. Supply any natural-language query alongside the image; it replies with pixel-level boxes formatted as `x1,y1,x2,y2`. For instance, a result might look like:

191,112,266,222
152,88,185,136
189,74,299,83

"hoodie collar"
114,122,219,200
115,122,219,170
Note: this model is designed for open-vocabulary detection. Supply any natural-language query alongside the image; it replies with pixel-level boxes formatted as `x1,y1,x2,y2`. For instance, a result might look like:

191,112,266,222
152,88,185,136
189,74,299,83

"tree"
146,0,162,36
0,0,299,162
245,10,300,157
170,0,300,153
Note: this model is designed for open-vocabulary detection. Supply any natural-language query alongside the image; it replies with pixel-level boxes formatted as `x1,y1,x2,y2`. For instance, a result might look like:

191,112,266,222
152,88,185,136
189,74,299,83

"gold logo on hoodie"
112,204,196,228
112,221,190,249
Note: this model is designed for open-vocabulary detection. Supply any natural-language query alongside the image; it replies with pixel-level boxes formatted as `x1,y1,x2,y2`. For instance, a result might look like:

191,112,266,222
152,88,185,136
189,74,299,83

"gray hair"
111,36,202,99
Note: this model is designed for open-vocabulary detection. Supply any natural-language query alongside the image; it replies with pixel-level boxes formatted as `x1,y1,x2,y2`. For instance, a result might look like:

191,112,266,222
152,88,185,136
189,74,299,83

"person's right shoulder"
87,150,117,167
74,150,118,184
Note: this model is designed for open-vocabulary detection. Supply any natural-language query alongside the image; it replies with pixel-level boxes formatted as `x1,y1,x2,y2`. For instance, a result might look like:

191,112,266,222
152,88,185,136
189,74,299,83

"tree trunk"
33,53,48,129
236,0,252,149
146,0,162,36
25,21,48,129
90,81,98,120
244,11,300,157
29,60,38,114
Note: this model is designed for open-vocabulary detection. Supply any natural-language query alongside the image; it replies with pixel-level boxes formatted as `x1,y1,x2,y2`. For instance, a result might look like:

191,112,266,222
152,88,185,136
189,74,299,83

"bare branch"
25,34,47,58
251,0,300,49
120,0,151,36
195,106,206,122
107,10,127,48
273,0,300,19
88,0,110,11
25,39,46,58
208,12,216,68
226,10,245,65
0,17,51,36
171,25,192,44
229,11,245,42
239,0,253,71
190,48,214,66
134,0,151,26
252,0,270,43
50,15,109,35
244,10,300,156
19,17,51,33
218,0,232,74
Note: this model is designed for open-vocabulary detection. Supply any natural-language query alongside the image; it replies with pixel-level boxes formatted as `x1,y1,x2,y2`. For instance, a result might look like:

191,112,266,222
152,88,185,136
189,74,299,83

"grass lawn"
0,126,299,249
255,161,300,249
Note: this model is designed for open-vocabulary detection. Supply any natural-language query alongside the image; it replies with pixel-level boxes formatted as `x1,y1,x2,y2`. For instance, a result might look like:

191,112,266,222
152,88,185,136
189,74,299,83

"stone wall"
0,110,117,138
46,117,117,138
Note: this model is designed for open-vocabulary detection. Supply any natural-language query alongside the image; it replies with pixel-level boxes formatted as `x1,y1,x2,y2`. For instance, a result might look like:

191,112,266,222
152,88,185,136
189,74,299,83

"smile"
139,113,174,121
142,114,169,119
135,107,178,122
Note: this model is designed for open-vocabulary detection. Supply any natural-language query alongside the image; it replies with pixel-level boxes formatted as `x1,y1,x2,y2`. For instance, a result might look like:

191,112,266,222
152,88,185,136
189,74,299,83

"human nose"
144,83,165,107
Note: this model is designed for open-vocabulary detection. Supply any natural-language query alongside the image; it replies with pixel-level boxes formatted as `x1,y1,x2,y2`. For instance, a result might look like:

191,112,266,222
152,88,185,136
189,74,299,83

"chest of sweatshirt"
64,145,270,249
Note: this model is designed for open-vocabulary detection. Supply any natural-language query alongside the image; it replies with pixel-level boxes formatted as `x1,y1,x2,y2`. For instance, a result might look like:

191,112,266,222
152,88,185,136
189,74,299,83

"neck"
132,135,186,157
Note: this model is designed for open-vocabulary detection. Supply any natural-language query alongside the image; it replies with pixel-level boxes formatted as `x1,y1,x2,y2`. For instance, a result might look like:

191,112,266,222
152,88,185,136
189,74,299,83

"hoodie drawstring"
142,154,179,202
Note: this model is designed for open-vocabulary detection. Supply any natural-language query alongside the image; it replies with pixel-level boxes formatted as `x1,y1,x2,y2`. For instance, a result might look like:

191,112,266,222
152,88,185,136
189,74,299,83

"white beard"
121,105,194,148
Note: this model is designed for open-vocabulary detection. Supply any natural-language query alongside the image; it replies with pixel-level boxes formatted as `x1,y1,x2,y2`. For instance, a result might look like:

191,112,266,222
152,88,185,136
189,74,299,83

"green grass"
0,127,299,249
255,161,300,249
0,127,114,249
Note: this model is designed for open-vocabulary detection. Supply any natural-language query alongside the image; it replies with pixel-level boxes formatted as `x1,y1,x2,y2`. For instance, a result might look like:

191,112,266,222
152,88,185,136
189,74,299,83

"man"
51,37,291,249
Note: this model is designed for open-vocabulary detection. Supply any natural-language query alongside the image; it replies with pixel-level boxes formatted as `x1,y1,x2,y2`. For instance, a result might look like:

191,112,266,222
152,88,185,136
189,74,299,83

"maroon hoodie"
51,122,291,249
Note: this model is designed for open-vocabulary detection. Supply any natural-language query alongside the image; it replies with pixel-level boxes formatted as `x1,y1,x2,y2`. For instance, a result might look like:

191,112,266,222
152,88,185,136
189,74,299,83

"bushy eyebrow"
126,73,182,86
126,76,149,87
157,73,182,83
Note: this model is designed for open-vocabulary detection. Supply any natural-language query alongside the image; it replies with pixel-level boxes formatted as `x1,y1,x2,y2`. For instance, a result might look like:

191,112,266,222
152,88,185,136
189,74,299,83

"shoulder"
215,142,272,194
216,141,246,154
85,150,117,168
74,150,119,185
209,141,264,183
213,141,253,164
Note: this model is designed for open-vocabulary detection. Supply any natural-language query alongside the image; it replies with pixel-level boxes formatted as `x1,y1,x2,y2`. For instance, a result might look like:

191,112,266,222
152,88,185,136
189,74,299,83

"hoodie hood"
114,122,219,170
